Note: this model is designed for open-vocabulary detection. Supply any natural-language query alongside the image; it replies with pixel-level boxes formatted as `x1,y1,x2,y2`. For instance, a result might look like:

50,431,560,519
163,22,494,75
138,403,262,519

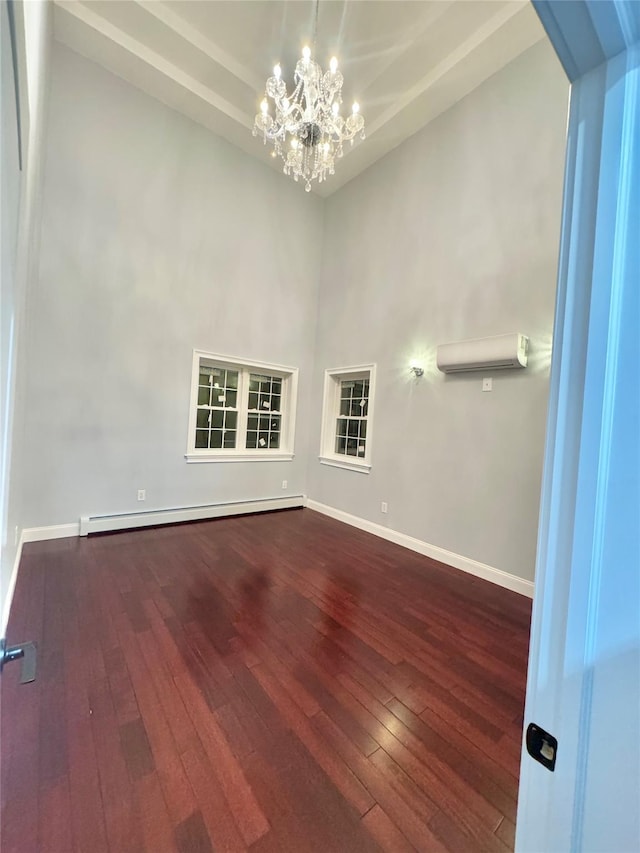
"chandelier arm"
263,127,286,143
281,103,305,129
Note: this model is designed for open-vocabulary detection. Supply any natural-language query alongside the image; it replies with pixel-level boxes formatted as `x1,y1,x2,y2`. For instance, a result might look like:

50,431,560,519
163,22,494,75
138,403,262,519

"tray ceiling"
53,0,546,196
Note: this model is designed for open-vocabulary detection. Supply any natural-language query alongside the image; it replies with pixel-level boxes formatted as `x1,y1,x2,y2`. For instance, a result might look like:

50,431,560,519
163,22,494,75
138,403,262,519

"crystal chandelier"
253,6,365,192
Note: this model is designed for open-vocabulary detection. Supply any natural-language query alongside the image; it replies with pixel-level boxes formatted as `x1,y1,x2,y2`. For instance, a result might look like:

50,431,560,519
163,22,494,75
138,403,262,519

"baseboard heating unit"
79,495,305,536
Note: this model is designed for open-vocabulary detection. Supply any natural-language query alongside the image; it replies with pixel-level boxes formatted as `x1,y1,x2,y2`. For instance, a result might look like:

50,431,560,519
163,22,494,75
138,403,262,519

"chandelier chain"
313,0,319,50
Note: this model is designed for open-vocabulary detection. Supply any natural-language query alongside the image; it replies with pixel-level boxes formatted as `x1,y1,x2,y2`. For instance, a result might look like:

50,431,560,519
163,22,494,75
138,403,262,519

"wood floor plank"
135,772,179,853
428,808,512,853
119,717,155,781
175,671,270,846
243,723,379,853
496,816,518,848
242,750,316,853
104,646,141,726
65,748,109,852
214,701,256,760
38,777,74,853
338,670,508,829
64,642,110,853
174,810,214,853
312,710,445,853
180,747,248,852
135,628,201,756
88,676,145,853
1,509,530,852
38,563,70,787
117,627,198,826
388,699,518,816
368,746,443,826
250,663,376,817
233,619,321,718
361,803,418,853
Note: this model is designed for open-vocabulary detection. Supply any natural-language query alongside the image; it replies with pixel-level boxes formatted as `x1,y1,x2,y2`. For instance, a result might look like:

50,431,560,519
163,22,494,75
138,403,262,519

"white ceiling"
53,0,546,197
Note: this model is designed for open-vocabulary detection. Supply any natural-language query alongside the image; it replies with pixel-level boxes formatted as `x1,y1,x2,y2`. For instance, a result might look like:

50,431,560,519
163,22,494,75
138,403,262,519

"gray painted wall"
17,37,567,589
20,44,323,527
307,41,568,582
1,0,50,631
1,3,24,623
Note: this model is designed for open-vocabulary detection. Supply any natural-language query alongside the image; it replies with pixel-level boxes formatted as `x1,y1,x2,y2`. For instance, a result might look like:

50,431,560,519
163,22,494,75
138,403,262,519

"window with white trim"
186,351,298,462
319,364,376,473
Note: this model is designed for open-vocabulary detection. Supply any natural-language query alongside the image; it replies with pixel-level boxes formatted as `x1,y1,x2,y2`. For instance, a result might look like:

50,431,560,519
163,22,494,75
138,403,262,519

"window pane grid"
198,366,238,409
195,409,238,450
192,358,292,455
335,378,369,458
246,412,281,450
248,373,282,416
246,373,282,450
335,416,367,457
196,366,239,449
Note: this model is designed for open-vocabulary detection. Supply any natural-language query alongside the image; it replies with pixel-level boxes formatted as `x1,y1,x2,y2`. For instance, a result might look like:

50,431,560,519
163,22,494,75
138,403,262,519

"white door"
516,12,640,852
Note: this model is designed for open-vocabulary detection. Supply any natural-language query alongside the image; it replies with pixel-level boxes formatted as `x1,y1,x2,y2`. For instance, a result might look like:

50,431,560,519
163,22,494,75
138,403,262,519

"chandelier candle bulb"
330,56,338,73
274,63,281,79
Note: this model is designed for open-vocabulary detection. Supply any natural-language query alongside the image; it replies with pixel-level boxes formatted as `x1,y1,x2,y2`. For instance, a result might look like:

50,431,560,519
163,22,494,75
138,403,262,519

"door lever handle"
0,638,37,683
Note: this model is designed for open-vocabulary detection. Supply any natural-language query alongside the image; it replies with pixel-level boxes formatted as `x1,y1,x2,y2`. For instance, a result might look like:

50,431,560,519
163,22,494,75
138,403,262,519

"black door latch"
526,722,557,771
0,638,37,683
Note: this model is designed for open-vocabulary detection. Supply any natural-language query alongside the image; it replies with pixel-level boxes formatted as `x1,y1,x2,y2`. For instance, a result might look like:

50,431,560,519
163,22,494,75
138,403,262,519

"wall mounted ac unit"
436,333,529,373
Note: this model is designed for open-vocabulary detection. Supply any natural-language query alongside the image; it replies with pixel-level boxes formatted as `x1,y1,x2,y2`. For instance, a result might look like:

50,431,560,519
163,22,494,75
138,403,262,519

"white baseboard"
79,495,305,535
15,497,305,544
306,499,534,598
22,523,80,542
1,531,24,637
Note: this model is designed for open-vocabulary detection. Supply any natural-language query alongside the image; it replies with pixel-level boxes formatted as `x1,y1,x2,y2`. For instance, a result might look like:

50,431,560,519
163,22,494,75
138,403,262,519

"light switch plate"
482,377,492,392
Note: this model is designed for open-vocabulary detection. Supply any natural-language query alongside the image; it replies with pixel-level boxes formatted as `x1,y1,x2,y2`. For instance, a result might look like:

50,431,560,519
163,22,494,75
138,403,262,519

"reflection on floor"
1,507,531,852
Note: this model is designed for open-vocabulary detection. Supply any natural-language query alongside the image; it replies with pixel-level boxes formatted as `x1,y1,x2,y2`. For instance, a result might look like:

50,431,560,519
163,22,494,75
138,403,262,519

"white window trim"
185,350,298,463
319,363,376,474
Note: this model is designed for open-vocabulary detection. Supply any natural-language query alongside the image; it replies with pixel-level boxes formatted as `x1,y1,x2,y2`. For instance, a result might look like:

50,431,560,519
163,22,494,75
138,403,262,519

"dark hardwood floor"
1,508,531,852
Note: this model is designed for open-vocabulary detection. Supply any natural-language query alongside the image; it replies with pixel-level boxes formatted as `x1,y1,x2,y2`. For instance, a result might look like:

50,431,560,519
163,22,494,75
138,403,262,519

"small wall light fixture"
410,360,424,377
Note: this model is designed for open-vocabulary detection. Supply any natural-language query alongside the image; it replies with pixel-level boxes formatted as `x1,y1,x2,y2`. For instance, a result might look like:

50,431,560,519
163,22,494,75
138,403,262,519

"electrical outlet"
282,480,288,490
482,377,493,392
137,489,146,501
381,501,388,514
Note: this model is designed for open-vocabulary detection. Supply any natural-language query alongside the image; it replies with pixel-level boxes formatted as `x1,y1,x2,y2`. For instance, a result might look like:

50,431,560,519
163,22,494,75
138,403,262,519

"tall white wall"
19,44,323,528
307,41,568,582
1,4,24,631
1,0,51,633
16,37,568,592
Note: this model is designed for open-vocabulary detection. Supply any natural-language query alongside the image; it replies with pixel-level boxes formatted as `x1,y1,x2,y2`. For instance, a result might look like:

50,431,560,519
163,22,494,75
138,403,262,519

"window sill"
185,451,294,464
318,455,372,474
